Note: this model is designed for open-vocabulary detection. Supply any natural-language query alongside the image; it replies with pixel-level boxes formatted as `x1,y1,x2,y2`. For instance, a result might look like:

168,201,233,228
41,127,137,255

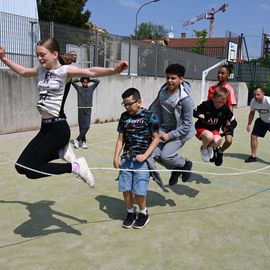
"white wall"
0,69,249,134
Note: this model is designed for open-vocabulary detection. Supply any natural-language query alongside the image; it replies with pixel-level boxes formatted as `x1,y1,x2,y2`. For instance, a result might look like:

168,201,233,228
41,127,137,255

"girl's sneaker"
62,143,76,162
74,157,95,188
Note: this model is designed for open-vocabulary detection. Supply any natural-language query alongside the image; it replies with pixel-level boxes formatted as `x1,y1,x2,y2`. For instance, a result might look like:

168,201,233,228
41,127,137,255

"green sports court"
0,106,269,270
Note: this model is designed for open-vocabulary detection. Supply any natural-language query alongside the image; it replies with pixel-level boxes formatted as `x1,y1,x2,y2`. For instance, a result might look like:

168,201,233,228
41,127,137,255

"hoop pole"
200,58,227,103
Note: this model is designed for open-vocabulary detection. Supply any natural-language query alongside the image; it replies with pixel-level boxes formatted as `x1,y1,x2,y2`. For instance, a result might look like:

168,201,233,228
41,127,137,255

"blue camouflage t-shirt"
117,108,159,157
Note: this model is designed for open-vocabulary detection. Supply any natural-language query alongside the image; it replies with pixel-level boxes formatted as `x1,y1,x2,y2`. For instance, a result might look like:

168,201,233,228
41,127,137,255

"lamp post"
135,0,160,38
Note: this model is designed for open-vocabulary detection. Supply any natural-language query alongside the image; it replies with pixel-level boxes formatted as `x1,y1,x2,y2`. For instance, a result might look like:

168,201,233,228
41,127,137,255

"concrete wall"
0,69,249,134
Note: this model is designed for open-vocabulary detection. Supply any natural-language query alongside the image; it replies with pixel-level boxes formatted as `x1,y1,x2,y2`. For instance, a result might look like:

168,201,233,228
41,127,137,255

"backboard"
227,41,238,63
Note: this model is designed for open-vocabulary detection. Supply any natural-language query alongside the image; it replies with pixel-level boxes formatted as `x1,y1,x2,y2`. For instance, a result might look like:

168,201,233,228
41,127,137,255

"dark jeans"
15,120,72,179
76,108,92,142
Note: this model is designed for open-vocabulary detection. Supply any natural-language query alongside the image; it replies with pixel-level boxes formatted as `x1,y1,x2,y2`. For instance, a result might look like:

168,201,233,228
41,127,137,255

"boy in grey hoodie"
149,64,195,186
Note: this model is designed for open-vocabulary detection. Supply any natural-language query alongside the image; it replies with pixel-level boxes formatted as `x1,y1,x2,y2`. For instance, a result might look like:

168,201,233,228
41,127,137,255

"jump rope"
1,153,270,178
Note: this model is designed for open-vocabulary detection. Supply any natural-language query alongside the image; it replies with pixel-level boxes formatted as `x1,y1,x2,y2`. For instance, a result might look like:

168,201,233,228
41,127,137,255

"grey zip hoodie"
149,81,195,143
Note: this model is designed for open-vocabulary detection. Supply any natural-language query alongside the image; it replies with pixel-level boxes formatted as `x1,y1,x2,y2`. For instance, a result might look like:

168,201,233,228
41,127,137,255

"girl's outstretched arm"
67,60,128,79
0,46,37,77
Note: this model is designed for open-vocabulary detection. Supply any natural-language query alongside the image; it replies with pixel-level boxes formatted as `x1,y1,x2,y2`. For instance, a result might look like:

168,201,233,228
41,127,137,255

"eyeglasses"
121,100,138,108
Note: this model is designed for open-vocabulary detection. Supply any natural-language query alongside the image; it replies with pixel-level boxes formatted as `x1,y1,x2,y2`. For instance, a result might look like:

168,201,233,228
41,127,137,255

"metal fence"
1,11,269,83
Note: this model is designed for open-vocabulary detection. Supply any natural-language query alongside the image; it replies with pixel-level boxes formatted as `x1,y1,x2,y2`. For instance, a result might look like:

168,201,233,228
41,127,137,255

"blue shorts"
118,158,150,196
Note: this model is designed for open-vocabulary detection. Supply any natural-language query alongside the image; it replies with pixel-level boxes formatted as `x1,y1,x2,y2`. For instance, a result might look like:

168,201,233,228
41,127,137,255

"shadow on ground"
167,184,200,197
0,200,86,237
95,190,178,221
188,173,211,185
224,152,270,165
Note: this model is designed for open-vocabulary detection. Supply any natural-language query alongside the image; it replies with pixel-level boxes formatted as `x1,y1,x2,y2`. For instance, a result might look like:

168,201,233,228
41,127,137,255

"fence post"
94,30,98,66
128,36,132,76
30,21,37,67
154,42,158,79
192,52,195,80
104,35,107,67
49,21,54,37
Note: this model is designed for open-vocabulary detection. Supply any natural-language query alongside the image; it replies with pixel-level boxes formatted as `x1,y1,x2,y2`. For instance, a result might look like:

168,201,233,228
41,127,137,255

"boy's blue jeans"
118,157,150,196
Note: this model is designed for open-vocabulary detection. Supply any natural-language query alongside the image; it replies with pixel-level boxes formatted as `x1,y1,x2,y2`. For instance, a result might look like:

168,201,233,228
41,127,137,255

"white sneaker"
207,147,214,159
82,142,88,149
200,147,210,162
73,139,80,149
74,157,95,188
62,143,76,162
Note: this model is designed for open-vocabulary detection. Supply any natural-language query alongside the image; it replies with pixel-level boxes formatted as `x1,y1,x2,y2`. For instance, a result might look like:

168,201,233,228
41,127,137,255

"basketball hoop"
227,41,238,63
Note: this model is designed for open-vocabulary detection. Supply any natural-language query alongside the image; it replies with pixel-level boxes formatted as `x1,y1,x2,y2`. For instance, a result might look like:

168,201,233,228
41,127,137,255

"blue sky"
85,0,270,58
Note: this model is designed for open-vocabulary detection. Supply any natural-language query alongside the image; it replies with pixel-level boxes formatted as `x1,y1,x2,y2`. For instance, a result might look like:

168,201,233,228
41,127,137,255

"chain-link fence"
1,11,269,83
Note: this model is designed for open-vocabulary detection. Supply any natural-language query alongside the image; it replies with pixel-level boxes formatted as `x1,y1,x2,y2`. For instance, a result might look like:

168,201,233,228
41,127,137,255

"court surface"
0,106,269,270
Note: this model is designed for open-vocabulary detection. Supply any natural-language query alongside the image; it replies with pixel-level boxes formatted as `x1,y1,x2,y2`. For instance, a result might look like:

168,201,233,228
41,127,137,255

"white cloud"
259,3,270,11
117,0,139,9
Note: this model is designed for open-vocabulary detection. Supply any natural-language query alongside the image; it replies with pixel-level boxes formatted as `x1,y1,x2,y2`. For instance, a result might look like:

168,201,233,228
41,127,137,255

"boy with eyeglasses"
113,88,160,229
149,63,195,186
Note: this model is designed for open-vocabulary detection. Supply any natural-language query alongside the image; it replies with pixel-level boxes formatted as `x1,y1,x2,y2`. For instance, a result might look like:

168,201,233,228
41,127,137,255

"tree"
37,0,91,29
192,29,208,55
257,55,270,68
134,22,167,41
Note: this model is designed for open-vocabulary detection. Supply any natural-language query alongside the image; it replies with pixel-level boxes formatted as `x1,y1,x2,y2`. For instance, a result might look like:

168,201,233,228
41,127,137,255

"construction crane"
183,3,229,38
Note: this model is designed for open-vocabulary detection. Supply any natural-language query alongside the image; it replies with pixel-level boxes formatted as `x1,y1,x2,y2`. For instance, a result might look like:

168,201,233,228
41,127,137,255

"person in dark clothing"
193,86,237,166
72,77,100,149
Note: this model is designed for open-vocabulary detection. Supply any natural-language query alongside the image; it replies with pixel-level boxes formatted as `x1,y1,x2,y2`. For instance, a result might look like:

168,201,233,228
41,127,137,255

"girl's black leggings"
15,120,72,179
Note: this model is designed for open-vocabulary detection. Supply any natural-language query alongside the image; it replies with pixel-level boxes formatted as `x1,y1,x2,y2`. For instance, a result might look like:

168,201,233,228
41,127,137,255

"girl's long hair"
37,37,77,65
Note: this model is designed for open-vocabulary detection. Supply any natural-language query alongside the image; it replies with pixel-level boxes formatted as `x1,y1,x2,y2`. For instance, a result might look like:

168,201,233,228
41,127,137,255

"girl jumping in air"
0,37,128,188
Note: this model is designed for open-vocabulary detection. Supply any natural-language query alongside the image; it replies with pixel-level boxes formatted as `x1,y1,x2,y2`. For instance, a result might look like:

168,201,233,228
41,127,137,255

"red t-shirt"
207,82,237,107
